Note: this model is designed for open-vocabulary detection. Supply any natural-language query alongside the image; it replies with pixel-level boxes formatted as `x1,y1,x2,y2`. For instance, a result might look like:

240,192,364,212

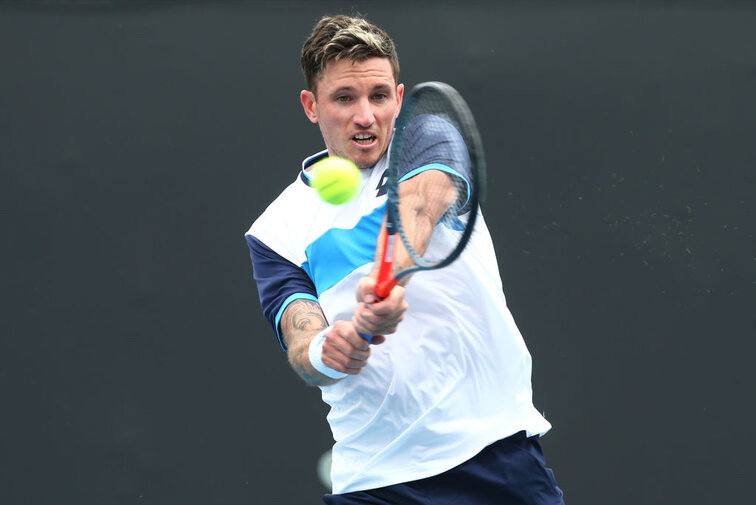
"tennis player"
245,14,565,505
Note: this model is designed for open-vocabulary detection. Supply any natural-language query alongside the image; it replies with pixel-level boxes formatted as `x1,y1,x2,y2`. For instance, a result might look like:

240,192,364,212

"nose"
353,97,375,128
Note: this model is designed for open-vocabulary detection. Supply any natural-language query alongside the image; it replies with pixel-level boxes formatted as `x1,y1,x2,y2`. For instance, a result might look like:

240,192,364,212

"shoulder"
246,152,329,256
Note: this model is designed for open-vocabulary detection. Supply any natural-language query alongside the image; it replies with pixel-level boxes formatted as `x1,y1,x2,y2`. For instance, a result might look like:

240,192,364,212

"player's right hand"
318,320,376,375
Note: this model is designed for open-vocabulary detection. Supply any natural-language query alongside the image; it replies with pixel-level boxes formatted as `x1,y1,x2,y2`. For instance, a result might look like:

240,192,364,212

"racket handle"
359,229,397,342
375,230,397,299
358,331,374,343
375,277,397,299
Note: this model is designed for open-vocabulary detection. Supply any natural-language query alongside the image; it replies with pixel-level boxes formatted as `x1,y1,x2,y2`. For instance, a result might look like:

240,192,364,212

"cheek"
379,110,397,134
319,110,347,133
317,116,339,138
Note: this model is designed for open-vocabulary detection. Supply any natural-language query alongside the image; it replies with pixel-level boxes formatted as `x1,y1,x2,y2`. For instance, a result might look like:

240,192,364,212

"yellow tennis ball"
311,157,362,205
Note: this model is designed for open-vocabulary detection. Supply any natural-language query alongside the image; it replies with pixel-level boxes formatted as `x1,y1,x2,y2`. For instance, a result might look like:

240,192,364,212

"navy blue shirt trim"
246,235,318,350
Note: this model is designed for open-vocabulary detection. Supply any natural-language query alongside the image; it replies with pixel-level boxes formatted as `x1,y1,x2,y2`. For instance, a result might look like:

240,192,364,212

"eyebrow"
331,84,392,96
371,84,392,93
330,86,355,96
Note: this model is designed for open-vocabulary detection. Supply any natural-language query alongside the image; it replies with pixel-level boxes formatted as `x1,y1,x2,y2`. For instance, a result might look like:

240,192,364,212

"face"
301,57,404,169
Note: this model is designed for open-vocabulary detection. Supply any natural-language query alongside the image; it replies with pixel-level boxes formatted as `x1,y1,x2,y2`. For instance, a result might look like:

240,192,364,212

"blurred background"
1,1,754,504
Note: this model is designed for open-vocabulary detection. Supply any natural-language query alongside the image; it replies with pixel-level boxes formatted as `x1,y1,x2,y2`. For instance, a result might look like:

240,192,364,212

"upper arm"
247,234,335,385
245,234,318,350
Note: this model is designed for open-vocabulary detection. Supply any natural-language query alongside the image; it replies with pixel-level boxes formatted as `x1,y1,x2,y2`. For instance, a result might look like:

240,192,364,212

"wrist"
308,327,347,380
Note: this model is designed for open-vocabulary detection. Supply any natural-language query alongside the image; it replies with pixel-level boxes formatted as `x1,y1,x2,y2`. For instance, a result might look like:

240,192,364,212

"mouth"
352,132,377,146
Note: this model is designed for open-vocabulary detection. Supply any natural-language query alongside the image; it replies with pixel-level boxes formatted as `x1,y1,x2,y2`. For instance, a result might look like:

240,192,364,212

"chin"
354,152,383,169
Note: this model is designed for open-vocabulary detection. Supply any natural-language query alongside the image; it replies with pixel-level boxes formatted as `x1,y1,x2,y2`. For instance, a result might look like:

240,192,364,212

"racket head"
385,81,487,282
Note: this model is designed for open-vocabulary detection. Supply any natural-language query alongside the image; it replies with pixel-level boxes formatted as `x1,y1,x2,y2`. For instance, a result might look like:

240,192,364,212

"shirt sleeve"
396,113,473,213
245,234,318,351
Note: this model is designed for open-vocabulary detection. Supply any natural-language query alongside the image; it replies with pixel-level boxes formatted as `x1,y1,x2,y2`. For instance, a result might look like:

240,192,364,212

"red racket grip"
375,276,397,299
358,231,397,343
374,230,397,299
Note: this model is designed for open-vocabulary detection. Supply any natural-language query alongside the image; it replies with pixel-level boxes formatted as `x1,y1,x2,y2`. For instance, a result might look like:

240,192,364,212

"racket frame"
373,81,486,299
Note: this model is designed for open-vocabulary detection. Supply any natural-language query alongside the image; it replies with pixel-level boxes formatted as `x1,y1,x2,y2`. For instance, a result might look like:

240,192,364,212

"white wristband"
308,327,348,380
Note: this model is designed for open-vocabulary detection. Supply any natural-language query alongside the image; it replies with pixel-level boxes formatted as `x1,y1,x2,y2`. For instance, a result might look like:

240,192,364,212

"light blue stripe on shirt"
399,163,471,209
302,203,386,296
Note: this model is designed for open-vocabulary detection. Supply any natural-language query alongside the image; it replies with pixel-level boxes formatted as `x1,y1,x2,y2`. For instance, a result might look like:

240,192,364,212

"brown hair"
300,15,400,94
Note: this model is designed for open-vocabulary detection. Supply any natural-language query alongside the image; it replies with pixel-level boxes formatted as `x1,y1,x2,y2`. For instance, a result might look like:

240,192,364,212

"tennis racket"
361,81,486,341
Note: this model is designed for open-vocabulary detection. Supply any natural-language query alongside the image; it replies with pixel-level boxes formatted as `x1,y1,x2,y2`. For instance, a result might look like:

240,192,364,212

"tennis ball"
311,157,362,205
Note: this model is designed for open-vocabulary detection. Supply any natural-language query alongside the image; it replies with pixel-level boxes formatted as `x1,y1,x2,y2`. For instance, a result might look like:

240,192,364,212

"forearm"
280,299,340,387
373,169,457,281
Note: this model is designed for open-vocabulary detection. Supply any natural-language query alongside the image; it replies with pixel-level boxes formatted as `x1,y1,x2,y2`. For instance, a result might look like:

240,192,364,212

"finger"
352,308,388,336
329,320,375,358
338,322,372,352
321,337,369,369
320,352,366,374
368,287,407,315
325,328,370,357
358,303,407,328
352,303,379,335
355,301,407,334
351,310,393,344
355,276,379,304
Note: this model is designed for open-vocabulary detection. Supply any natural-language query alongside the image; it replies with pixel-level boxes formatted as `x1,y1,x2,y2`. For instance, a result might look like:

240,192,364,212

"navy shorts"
323,432,565,505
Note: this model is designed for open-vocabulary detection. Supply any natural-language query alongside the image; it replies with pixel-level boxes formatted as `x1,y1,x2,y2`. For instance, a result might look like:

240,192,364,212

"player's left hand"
353,276,408,339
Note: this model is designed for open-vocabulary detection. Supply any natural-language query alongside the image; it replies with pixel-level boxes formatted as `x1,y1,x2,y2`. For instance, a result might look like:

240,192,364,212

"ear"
300,90,319,124
394,83,405,119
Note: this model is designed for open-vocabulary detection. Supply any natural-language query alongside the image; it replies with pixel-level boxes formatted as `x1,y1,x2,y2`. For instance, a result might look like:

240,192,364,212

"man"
245,14,565,505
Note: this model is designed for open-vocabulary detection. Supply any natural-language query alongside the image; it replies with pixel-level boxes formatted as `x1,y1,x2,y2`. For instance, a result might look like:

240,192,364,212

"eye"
372,93,388,101
335,95,351,103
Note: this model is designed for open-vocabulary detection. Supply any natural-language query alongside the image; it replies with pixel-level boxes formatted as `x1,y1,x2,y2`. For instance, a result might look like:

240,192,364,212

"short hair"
300,15,400,94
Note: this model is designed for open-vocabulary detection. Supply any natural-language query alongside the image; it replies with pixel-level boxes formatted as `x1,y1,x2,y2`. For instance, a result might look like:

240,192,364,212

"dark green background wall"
1,1,753,504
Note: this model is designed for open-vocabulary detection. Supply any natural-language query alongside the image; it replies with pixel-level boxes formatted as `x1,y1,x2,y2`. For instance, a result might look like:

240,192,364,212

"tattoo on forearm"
282,299,327,335
280,299,332,386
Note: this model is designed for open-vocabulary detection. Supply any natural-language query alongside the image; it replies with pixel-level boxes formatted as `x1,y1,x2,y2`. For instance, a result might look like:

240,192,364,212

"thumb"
356,277,378,304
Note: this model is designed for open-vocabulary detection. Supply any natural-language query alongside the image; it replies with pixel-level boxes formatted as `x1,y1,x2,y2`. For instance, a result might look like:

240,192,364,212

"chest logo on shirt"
376,171,388,197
